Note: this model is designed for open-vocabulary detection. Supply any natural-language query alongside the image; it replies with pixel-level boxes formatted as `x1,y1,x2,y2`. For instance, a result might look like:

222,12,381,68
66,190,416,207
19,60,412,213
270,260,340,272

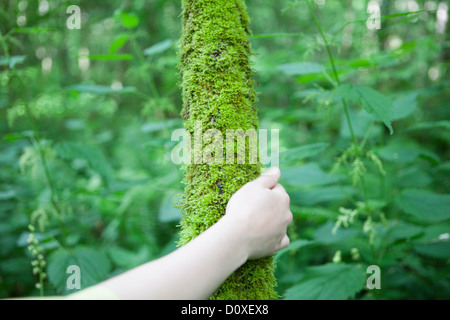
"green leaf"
280,143,328,163
396,189,450,222
377,142,440,164
0,190,15,200
109,34,129,54
336,84,394,134
47,247,111,294
394,166,432,188
141,119,181,133
314,221,360,244
387,220,423,243
276,62,326,76
291,205,338,221
405,120,450,132
281,163,339,187
414,241,450,259
64,84,136,94
284,263,366,300
107,246,150,269
339,109,381,139
120,12,140,29
290,186,356,206
54,142,114,185
3,131,33,142
0,55,26,68
159,191,182,223
143,39,173,56
276,239,314,258
392,92,419,120
13,27,53,34
420,224,450,242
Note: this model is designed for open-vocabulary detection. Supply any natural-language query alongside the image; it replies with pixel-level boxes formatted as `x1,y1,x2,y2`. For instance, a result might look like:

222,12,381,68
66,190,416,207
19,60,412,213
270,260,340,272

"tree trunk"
178,0,277,299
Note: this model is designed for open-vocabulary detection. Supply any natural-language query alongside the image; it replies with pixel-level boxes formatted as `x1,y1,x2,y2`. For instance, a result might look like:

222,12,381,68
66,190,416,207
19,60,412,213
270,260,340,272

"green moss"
178,0,278,300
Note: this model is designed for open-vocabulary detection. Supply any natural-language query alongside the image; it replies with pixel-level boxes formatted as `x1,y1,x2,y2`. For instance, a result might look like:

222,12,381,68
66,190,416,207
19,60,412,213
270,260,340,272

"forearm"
98,216,247,300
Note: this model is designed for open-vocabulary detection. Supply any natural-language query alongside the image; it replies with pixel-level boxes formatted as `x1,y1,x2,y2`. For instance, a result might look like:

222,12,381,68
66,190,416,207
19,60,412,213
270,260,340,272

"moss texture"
178,0,277,300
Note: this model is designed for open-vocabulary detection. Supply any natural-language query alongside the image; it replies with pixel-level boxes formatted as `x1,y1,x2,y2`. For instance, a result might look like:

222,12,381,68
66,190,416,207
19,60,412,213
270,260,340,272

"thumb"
256,167,280,189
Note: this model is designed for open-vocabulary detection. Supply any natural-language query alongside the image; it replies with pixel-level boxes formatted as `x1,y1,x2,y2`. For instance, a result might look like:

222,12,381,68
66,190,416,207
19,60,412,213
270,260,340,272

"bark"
178,0,277,299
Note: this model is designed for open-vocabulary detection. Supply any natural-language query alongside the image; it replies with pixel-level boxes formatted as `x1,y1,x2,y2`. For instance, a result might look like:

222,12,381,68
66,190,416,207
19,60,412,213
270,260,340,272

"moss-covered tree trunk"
178,0,278,299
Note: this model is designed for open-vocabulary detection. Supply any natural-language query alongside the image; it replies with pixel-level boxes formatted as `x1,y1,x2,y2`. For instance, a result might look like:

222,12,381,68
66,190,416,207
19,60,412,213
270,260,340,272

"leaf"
280,143,328,163
314,221,360,244
335,84,394,134
420,224,450,242
396,189,450,222
107,246,150,269
387,220,423,243
290,186,356,206
0,55,26,68
109,34,129,54
394,166,432,188
276,239,314,258
0,190,15,200
141,119,180,133
13,27,53,34
413,241,450,259
281,163,339,187
3,131,33,142
405,120,450,132
54,142,114,185
291,205,338,221
64,84,136,94
339,109,381,139
284,263,366,300
120,12,140,29
392,92,419,120
377,142,440,164
276,62,326,76
159,191,182,223
47,247,111,294
143,39,173,56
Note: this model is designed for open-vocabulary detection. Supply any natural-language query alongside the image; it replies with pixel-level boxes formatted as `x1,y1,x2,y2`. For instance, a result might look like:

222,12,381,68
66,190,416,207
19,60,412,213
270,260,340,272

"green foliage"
284,263,366,300
47,247,111,295
395,189,450,222
335,84,394,134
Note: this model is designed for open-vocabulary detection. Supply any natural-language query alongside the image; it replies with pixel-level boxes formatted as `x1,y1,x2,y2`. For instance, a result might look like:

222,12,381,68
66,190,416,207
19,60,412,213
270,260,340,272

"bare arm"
70,167,292,300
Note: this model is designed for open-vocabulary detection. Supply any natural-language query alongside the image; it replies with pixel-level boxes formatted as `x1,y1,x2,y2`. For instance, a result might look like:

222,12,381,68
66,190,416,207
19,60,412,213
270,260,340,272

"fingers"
256,167,280,189
272,184,291,207
280,234,290,249
273,234,290,254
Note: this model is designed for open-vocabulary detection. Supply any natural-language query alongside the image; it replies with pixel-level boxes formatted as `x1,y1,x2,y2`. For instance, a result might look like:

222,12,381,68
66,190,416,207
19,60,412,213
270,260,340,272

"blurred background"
0,0,449,299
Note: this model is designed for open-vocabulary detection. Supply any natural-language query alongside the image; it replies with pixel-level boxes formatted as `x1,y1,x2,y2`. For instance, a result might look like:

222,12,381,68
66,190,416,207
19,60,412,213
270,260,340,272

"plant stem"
305,0,358,145
306,0,339,84
130,36,160,100
14,74,68,246
342,98,357,145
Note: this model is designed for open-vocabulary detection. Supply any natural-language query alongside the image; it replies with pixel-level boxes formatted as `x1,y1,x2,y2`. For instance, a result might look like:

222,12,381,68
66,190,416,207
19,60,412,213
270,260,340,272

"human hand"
223,167,293,260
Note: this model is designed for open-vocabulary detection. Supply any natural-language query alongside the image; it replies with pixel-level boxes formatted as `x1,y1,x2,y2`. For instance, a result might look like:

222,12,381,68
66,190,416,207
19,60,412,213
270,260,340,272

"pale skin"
74,167,292,300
